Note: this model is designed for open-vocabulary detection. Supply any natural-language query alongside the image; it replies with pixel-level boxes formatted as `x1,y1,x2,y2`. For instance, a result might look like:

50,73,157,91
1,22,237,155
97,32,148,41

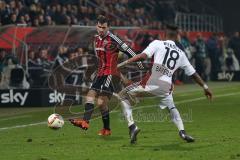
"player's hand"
120,73,133,86
117,60,128,68
204,88,213,101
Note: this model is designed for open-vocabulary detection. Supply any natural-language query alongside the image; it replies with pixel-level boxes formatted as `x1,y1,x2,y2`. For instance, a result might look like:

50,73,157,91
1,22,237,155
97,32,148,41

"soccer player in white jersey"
117,24,213,144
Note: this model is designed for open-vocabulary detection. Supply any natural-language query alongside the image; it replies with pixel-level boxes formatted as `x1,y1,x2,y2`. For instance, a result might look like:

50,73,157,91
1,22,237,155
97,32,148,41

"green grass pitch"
0,82,240,160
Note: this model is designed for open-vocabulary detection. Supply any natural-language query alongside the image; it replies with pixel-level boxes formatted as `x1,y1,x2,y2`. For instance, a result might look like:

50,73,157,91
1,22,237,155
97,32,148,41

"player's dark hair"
165,23,179,39
97,15,109,26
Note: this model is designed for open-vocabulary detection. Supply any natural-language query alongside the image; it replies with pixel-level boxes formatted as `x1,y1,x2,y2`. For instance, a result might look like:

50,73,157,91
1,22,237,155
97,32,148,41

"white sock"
121,100,134,127
170,108,184,131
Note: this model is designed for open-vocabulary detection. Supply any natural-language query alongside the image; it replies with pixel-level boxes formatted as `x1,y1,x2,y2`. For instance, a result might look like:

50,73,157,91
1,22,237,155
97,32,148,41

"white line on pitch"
129,92,240,111
0,91,239,132
0,115,32,121
0,122,46,131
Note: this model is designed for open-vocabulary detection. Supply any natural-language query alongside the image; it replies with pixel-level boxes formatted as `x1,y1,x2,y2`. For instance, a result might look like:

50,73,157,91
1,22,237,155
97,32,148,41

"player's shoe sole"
179,130,195,143
129,126,141,144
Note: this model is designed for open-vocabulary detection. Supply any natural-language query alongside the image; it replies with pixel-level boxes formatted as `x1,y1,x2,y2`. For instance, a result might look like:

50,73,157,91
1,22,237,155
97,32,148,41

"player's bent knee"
86,96,95,104
118,89,128,101
97,101,105,107
98,105,109,112
96,97,108,107
118,89,137,106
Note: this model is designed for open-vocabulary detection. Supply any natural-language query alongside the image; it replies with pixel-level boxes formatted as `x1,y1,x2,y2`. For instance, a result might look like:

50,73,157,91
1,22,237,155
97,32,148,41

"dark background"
191,0,240,33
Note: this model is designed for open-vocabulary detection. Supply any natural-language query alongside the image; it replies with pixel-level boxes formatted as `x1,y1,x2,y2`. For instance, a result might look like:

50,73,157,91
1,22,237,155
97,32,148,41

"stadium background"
0,1,240,160
1,0,240,107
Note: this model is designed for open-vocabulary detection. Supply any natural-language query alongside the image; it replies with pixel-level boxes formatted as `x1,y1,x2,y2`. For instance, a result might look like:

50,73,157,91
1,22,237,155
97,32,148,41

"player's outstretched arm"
118,53,148,68
190,72,213,101
109,33,144,69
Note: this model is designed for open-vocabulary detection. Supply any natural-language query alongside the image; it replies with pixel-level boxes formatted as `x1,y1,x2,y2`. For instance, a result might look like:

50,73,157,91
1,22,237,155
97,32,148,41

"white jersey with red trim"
142,40,196,96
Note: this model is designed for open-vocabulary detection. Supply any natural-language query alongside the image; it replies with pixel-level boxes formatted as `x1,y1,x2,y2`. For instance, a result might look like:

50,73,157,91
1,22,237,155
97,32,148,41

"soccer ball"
47,113,64,129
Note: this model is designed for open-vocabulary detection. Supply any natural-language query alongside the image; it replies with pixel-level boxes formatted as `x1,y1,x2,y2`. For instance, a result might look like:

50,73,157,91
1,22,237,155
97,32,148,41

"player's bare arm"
190,72,213,101
118,53,148,68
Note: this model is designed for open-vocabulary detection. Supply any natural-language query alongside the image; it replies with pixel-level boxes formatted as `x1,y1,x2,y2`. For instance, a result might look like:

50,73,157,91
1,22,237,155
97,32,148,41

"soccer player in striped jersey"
69,15,144,136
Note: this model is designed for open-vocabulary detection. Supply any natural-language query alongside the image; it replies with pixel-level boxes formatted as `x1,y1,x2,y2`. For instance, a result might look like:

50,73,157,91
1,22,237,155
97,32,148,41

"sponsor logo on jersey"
103,39,108,46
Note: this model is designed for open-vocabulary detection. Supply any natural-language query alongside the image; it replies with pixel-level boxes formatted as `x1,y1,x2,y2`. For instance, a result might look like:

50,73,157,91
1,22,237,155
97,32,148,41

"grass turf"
0,82,240,160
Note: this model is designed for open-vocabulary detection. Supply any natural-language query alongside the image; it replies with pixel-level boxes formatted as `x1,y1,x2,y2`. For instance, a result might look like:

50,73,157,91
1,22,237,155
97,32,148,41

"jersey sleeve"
142,40,160,58
109,32,144,69
180,53,196,76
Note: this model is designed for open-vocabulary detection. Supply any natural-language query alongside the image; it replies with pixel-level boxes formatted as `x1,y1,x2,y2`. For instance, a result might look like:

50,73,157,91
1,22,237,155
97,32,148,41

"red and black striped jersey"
94,31,144,77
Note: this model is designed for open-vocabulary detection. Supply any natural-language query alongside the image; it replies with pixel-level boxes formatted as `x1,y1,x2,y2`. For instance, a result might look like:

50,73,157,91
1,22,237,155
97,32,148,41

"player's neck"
100,31,109,38
165,36,177,41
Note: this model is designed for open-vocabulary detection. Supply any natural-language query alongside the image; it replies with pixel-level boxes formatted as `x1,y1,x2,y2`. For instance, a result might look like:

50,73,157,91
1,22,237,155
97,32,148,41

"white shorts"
124,82,176,110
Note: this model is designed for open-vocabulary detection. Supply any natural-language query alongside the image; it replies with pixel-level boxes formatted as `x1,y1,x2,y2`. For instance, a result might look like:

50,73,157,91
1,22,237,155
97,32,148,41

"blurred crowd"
0,0,240,89
176,31,240,82
122,30,240,82
1,30,240,89
0,46,91,89
0,0,177,29
0,49,30,89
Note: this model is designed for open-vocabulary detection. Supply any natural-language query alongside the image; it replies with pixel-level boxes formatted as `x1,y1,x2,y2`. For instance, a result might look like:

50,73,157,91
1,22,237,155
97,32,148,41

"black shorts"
90,75,121,98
